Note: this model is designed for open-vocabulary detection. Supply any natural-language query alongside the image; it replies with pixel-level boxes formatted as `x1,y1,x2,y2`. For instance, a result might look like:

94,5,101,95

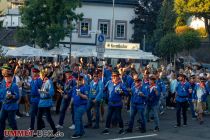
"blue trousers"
37,107,57,134
189,101,196,118
105,106,124,129
58,98,71,126
86,100,100,127
0,109,17,140
30,102,40,129
74,105,87,135
128,104,146,130
0,102,2,110
145,105,159,129
176,101,188,126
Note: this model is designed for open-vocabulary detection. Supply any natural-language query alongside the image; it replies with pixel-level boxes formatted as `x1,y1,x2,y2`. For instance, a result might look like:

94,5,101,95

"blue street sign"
98,34,105,43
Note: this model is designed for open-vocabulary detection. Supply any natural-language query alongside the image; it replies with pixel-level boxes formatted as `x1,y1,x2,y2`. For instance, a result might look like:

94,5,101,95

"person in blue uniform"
29,65,44,130
174,73,191,127
125,77,147,133
85,72,103,129
102,70,128,135
155,71,166,115
71,75,89,139
188,75,197,119
56,66,76,129
193,75,209,124
104,64,112,81
125,71,134,111
81,66,91,86
145,74,160,132
0,64,19,140
142,70,150,92
36,70,57,136
96,67,106,123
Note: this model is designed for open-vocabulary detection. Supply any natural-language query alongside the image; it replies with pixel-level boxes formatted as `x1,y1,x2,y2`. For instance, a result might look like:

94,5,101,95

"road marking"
107,134,157,140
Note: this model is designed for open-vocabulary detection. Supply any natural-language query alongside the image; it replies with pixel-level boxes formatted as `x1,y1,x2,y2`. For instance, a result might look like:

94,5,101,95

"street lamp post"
69,30,72,64
111,0,115,42
142,29,147,51
143,34,146,51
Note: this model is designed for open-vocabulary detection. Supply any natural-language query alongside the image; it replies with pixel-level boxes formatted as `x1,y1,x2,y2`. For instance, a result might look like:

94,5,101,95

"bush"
159,33,183,57
196,27,208,38
179,30,200,51
175,26,195,35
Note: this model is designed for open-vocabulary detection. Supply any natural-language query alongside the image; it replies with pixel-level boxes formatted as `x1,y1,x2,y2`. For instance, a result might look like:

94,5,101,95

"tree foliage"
0,10,3,28
159,33,183,58
175,26,194,35
17,0,83,49
174,0,210,38
153,0,177,54
179,30,201,52
130,0,162,48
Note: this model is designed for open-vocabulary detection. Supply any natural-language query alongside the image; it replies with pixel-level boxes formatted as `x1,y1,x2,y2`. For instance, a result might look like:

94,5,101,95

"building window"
115,20,127,40
79,18,92,37
98,19,110,38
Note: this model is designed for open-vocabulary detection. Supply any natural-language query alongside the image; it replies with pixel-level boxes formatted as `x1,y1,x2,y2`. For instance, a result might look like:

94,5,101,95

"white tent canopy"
6,45,53,57
48,45,96,57
48,45,158,60
1,46,14,54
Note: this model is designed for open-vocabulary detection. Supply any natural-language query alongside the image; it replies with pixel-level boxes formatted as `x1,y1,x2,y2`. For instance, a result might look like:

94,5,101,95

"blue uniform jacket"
206,80,210,93
131,85,148,106
82,74,91,86
189,83,196,101
89,79,103,101
156,79,166,95
0,80,19,110
193,83,209,102
176,81,191,102
147,85,160,106
30,78,42,104
104,69,112,81
72,85,89,108
126,75,134,89
64,79,77,99
38,79,54,108
142,80,150,93
107,81,128,107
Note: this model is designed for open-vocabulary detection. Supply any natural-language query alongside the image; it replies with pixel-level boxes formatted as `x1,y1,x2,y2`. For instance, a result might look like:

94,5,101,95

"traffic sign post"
98,34,105,43
96,47,105,53
97,52,104,59
96,33,106,59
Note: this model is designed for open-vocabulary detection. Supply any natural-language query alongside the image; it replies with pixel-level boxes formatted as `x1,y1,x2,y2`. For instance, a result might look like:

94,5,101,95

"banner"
105,42,140,50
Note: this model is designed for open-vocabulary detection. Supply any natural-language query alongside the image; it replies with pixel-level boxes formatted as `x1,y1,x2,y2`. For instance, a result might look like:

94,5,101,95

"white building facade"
2,8,22,28
61,0,137,46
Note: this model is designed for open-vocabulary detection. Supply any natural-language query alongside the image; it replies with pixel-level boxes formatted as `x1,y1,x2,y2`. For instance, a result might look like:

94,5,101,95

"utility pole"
111,0,115,42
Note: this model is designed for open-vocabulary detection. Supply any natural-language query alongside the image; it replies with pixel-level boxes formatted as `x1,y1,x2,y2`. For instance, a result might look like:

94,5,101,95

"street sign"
98,34,105,43
97,52,104,59
96,34,105,59
96,47,105,53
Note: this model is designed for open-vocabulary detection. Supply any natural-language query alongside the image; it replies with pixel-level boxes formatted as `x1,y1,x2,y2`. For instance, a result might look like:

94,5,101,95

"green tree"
179,30,201,56
17,0,82,49
159,33,183,62
130,0,162,51
175,0,210,39
153,0,177,55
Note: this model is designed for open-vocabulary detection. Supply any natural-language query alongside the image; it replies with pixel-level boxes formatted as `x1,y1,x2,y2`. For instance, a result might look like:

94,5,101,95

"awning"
104,49,158,60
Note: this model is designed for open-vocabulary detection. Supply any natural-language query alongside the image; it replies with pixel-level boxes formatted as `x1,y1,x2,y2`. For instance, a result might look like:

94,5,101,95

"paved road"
6,106,210,140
